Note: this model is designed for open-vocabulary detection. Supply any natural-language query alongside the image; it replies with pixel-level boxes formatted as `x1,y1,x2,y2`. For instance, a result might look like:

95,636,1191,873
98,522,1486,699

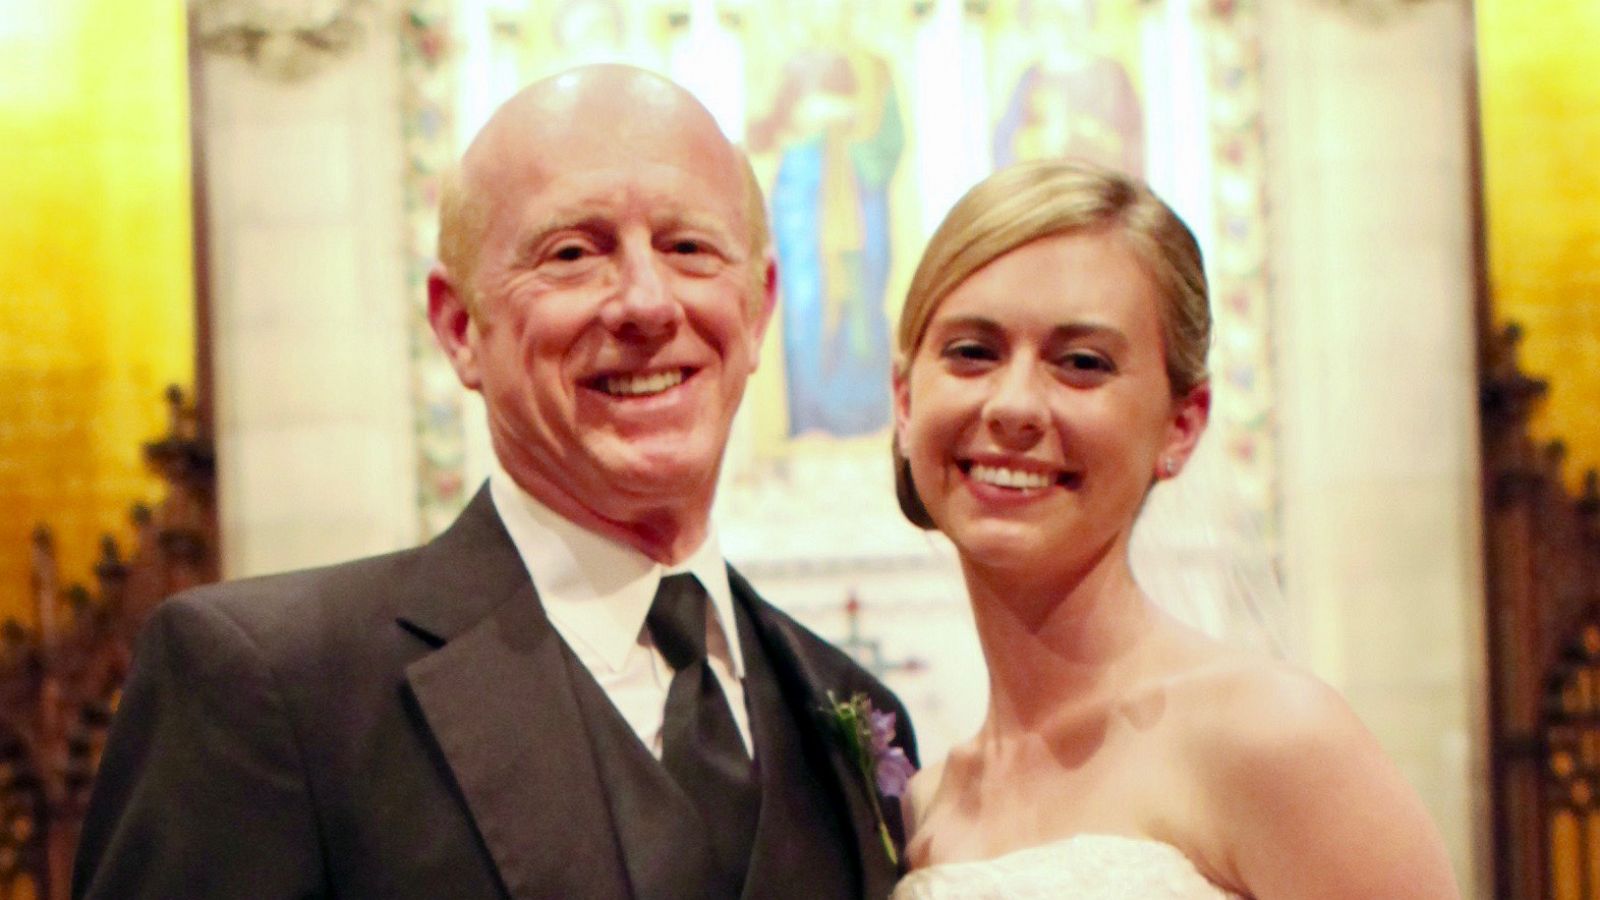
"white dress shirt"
488,464,752,757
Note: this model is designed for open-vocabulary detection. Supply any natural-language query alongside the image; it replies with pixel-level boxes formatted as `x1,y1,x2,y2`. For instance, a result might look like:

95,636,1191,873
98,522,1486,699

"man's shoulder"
157,486,516,649
727,567,855,668
728,567,912,728
146,543,444,666
177,544,425,615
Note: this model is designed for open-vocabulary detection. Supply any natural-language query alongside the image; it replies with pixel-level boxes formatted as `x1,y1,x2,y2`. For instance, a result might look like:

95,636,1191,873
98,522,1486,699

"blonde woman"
889,160,1457,899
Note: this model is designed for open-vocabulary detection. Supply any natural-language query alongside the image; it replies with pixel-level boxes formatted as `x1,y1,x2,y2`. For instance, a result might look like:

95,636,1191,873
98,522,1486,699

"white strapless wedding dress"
891,834,1244,900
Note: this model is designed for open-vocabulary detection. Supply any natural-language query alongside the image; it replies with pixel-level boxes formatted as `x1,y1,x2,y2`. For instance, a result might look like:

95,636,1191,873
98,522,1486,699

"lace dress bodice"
891,834,1245,900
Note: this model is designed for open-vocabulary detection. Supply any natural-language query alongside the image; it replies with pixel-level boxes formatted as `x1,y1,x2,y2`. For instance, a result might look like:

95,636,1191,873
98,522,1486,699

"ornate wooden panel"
1483,323,1600,899
0,387,215,900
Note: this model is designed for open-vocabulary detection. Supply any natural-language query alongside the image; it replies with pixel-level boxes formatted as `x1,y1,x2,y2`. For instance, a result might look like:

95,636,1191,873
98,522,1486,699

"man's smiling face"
431,68,773,553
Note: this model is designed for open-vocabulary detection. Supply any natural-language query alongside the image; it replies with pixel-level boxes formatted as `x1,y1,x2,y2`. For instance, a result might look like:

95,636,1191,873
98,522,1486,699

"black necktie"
647,574,761,896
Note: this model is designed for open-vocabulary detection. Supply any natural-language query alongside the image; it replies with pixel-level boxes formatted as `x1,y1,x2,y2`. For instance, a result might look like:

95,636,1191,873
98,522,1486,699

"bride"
887,160,1458,898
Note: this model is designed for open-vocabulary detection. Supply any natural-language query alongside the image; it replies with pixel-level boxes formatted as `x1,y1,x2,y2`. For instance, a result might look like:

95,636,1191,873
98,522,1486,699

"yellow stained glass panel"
1478,0,1600,492
0,0,194,626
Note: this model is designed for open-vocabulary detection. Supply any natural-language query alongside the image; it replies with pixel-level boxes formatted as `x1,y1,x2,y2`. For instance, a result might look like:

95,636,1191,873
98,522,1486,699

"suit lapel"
392,491,903,899
729,569,901,900
397,488,630,900
736,599,857,900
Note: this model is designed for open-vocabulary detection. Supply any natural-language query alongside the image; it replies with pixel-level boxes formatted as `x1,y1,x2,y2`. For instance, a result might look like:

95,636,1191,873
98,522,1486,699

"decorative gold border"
1202,0,1279,554
399,0,469,537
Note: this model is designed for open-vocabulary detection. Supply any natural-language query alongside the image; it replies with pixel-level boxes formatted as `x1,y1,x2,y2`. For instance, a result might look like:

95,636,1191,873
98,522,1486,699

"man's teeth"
603,370,684,397
969,464,1053,490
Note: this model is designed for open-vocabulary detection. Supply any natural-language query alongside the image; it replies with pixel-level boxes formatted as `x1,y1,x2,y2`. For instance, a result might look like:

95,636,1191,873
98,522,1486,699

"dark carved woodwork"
1483,323,1600,900
0,387,216,900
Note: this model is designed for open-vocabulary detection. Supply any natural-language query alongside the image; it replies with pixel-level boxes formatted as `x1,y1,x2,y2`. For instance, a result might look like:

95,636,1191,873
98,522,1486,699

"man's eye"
552,244,589,262
1059,352,1114,374
669,239,704,255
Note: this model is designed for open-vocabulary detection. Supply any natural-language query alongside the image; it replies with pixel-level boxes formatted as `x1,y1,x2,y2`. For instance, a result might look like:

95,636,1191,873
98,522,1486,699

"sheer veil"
1128,431,1293,659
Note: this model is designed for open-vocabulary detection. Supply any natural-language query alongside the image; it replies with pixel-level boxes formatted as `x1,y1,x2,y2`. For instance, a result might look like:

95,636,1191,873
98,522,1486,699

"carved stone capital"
190,0,375,81
1313,0,1454,26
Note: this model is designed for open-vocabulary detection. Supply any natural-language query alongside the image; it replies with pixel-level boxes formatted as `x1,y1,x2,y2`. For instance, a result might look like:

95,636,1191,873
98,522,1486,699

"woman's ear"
892,368,912,455
1158,380,1211,478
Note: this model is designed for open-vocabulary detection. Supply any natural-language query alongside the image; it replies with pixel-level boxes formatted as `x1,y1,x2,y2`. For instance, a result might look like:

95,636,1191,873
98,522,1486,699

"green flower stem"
862,768,899,868
826,692,900,868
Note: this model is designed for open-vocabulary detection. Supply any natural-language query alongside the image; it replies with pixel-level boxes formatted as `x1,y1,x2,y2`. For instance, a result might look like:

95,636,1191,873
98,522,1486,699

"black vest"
562,597,862,900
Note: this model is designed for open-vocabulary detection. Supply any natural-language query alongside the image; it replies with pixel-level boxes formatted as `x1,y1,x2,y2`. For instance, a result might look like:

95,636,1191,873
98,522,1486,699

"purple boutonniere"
825,692,916,866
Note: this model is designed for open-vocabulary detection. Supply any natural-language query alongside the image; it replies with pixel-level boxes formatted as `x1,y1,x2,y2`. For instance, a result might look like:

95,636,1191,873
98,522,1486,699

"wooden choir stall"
0,388,216,900
1483,323,1600,900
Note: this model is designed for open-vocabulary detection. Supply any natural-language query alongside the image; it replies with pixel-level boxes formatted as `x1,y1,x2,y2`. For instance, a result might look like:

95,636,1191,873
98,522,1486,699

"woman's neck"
963,540,1156,738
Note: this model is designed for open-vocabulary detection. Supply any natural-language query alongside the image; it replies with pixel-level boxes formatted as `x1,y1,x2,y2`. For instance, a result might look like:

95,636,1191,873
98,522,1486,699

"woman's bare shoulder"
1170,649,1347,736
1156,649,1376,783
1124,618,1338,742
1144,640,1385,801
1148,640,1459,897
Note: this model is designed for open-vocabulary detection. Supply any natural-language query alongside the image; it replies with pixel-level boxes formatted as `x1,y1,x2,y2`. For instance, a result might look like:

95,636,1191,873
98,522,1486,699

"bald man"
74,66,916,900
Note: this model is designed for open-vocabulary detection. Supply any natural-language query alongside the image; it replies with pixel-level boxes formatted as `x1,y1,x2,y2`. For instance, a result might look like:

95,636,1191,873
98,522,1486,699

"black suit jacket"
73,488,917,899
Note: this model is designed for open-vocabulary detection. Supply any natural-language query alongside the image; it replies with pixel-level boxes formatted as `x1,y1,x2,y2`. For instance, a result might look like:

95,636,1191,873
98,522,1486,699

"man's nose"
983,360,1048,448
600,242,680,340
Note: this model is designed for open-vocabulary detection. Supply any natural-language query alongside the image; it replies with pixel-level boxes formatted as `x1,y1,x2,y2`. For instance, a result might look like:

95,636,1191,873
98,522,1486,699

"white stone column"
199,17,421,577
1261,1,1489,893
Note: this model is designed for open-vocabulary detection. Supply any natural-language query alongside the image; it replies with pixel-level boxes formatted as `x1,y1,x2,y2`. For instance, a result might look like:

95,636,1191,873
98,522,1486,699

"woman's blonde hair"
893,159,1211,528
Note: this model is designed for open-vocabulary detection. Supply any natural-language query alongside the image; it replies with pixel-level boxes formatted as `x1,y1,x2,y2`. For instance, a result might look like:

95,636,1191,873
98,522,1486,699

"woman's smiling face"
893,226,1208,576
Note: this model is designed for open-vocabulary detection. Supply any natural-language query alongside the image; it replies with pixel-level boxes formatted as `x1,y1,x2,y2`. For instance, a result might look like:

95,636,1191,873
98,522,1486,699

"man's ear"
744,253,779,370
427,264,482,391
1159,380,1211,478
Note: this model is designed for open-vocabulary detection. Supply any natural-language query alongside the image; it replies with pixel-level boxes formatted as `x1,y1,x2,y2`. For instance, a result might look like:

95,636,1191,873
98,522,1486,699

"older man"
73,65,916,900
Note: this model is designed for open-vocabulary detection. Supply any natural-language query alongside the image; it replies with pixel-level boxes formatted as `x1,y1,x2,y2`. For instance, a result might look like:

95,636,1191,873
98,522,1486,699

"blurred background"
1,0,1597,896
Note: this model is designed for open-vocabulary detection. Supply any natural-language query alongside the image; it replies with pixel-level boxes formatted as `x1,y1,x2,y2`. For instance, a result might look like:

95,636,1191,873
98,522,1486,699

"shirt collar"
486,462,743,677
